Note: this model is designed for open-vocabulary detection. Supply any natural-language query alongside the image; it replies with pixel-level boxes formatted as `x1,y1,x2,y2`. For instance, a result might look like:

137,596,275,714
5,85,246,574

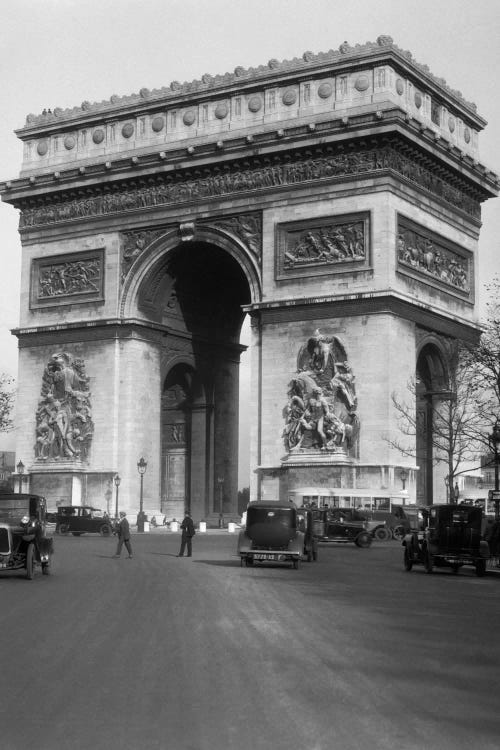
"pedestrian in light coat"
113,511,133,558
178,510,195,557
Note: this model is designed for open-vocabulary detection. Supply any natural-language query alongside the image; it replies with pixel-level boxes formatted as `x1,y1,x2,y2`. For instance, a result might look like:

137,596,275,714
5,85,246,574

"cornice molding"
244,290,480,344
8,136,489,231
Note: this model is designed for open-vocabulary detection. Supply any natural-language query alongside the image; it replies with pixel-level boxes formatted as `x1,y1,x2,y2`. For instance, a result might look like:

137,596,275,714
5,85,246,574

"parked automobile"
237,501,306,568
57,505,113,536
402,504,490,576
309,507,372,547
0,493,54,579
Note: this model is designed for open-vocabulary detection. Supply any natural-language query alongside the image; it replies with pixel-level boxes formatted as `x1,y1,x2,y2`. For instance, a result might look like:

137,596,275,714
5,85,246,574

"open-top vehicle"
402,503,490,576
309,507,372,547
237,501,309,568
0,493,54,579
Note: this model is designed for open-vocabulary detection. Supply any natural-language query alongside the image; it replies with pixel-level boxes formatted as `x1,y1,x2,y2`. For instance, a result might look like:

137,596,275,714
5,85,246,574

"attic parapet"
14,42,486,178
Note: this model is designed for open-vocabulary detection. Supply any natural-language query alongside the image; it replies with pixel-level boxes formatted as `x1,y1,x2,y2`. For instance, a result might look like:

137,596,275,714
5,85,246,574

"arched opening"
144,240,252,521
416,343,448,505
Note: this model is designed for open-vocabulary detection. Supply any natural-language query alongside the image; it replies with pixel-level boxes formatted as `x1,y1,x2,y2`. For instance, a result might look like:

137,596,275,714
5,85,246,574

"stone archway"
130,234,252,522
416,342,449,504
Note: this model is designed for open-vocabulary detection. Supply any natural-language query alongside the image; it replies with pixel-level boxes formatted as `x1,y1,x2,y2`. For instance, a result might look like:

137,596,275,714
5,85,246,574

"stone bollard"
199,521,207,533
227,522,236,533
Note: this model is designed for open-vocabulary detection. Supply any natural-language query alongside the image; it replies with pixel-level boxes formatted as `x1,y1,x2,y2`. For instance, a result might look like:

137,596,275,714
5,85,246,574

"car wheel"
25,544,35,580
424,546,434,574
392,525,406,541
452,564,460,575
100,524,112,537
293,558,299,569
59,524,69,535
475,559,487,577
42,561,50,576
355,532,372,548
374,526,391,542
404,546,413,571
245,557,253,567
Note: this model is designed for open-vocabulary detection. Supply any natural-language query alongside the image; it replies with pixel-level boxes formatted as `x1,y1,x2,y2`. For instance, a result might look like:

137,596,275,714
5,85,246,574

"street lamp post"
137,457,148,532
489,422,500,520
217,476,224,528
114,474,121,520
16,460,24,494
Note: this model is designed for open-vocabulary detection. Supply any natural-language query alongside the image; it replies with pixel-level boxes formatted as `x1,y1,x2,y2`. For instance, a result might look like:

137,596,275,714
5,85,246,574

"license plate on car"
253,553,279,560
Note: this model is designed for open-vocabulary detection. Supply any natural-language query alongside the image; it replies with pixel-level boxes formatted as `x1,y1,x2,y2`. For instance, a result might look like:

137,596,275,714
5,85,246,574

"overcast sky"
1,0,500,469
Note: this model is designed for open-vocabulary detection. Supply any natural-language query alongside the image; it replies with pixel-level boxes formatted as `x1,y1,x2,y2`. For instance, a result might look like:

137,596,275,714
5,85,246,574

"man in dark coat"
113,511,133,558
178,510,195,557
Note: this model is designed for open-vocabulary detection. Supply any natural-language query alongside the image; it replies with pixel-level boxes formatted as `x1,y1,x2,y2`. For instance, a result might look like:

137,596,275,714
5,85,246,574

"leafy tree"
0,373,15,433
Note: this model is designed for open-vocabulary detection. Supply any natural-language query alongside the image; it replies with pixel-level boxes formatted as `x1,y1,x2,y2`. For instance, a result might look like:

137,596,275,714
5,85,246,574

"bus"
287,488,414,513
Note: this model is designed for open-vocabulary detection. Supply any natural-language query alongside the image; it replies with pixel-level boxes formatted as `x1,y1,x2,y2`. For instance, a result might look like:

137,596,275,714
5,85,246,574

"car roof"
247,500,297,509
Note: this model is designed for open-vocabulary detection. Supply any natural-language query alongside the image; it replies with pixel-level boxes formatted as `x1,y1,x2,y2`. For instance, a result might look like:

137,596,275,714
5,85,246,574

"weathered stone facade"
1,36,498,517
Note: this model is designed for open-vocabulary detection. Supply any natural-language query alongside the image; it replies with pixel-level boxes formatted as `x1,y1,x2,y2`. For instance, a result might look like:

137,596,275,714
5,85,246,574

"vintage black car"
57,505,113,536
0,493,54,579
402,504,490,576
309,507,372,547
237,501,307,568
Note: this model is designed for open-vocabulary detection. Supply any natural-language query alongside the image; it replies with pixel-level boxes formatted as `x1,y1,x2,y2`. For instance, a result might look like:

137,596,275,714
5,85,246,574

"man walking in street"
178,509,195,557
113,511,133,558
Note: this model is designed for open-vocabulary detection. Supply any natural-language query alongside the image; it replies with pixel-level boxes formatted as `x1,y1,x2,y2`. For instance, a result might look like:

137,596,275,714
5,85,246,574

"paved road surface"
1,531,499,750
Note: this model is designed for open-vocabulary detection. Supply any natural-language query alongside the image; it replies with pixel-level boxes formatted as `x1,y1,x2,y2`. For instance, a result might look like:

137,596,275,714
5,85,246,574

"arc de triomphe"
1,36,497,520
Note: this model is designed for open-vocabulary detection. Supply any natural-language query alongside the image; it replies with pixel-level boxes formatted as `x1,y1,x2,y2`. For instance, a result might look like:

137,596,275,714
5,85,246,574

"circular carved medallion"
64,135,76,150
414,91,422,108
37,141,48,156
151,116,165,132
464,127,471,144
282,89,297,106
248,96,262,113
396,79,404,95
317,81,333,99
93,129,105,144
183,110,196,126
354,75,370,92
214,102,228,119
122,123,134,138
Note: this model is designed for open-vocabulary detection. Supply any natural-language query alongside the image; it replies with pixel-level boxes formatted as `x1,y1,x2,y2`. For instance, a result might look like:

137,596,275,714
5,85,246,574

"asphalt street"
1,530,499,750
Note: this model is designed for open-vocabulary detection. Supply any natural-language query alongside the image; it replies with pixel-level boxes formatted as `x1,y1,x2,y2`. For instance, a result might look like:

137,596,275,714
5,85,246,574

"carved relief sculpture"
283,331,360,457
19,142,480,231
397,217,471,295
31,251,104,308
35,352,93,462
278,214,368,278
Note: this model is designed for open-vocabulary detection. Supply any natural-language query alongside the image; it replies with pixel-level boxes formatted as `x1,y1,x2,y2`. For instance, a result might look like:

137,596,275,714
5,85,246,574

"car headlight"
21,515,30,525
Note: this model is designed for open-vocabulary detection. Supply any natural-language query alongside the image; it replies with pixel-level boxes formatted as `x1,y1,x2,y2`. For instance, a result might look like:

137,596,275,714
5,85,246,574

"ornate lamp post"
16,460,24,494
137,457,148,532
489,422,500,520
217,476,224,528
114,474,121,520
444,475,449,502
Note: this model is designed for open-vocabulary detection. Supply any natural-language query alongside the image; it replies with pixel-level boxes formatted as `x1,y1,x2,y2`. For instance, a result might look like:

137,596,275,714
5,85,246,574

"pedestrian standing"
113,511,133,558
178,510,195,557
